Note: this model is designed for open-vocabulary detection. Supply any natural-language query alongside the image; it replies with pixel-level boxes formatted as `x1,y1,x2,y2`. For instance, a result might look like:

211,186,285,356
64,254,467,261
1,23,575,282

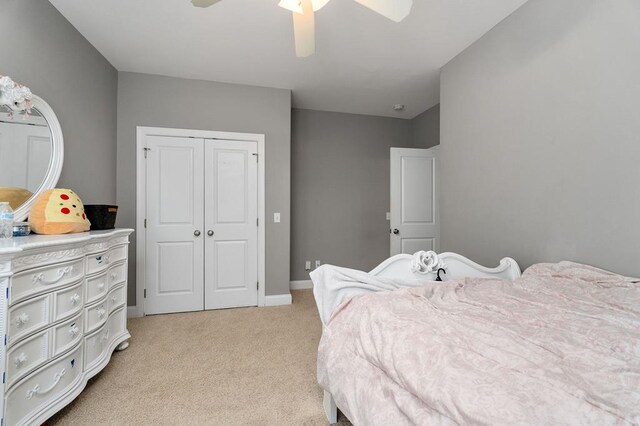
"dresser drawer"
86,251,109,276
85,271,108,304
107,262,127,289
86,245,127,276
53,281,84,323
11,258,84,304
52,313,83,358
8,294,50,346
84,307,126,370
108,244,128,264
6,330,50,389
107,284,126,314
5,343,83,426
84,300,108,333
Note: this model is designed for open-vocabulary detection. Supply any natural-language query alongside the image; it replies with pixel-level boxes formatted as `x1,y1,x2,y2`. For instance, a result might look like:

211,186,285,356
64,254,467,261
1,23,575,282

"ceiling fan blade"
278,0,303,14
311,0,331,11
191,0,222,8
292,0,315,57
352,0,413,22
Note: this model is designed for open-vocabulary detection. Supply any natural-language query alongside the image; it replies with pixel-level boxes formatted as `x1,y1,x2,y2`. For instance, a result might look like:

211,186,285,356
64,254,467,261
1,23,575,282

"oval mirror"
0,94,64,222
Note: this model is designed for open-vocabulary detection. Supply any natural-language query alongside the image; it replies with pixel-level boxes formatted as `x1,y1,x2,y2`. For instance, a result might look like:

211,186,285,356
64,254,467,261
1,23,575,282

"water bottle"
0,202,14,239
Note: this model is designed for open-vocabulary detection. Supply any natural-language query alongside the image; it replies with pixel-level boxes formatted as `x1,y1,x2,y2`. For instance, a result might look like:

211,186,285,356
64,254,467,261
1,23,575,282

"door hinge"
5,287,8,299
144,219,147,228
257,282,259,290
143,147,151,158
256,218,259,227
144,289,147,298
252,153,258,162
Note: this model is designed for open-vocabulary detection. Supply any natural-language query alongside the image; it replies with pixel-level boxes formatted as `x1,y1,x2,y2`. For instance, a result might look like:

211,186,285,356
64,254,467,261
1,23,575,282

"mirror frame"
12,94,64,222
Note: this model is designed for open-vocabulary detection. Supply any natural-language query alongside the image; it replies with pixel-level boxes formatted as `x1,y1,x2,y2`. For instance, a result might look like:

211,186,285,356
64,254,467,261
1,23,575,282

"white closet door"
390,147,440,255
145,136,205,315
204,140,259,309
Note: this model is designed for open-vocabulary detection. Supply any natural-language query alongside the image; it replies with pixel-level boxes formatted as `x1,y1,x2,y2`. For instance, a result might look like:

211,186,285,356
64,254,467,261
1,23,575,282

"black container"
85,205,118,230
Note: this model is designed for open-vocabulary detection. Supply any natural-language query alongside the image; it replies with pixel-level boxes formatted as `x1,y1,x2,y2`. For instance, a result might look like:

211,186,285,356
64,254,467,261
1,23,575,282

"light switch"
386,212,391,221
274,213,281,223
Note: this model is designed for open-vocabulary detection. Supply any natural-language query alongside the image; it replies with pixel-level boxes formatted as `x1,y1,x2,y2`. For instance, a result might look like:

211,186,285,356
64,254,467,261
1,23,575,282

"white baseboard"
290,280,313,290
127,305,143,318
265,293,292,306
129,296,294,314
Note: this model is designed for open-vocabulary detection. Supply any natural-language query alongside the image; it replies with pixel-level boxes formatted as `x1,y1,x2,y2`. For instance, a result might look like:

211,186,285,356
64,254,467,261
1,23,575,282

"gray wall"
440,0,640,277
0,0,118,204
412,104,440,149
291,109,413,281
117,72,291,303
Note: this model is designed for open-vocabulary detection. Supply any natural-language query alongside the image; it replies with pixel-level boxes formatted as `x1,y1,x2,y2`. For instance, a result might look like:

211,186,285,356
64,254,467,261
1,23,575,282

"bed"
310,251,640,425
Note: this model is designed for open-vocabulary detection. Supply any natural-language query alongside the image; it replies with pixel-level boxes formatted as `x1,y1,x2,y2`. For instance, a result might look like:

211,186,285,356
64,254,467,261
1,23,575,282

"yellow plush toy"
29,189,91,235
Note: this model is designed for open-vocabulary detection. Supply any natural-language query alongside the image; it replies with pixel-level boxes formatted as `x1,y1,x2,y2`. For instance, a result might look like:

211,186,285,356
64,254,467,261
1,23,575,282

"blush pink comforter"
318,262,640,425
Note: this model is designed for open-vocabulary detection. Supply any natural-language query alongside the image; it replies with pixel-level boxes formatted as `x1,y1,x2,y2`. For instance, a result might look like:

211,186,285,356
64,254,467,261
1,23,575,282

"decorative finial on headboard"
0,75,33,117
411,251,445,274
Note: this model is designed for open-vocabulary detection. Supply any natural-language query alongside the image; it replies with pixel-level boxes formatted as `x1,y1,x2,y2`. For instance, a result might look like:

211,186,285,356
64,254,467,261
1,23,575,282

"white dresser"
0,229,133,426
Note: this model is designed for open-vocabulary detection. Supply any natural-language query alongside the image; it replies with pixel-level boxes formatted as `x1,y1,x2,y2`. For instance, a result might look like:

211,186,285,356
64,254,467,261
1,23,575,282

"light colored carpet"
49,290,350,425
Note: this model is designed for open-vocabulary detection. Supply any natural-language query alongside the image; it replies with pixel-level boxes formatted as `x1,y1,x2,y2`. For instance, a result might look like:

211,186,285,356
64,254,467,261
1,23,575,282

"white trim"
127,305,143,318
135,126,267,316
290,280,313,290
265,293,292,306
12,94,64,222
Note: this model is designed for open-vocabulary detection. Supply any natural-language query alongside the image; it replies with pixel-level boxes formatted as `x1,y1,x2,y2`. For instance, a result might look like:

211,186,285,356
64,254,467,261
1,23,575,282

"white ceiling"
49,0,527,118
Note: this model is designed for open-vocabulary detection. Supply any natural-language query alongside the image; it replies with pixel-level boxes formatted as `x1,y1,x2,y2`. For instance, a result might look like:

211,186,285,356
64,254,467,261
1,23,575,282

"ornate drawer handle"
68,324,80,337
70,293,81,305
32,266,73,285
98,282,106,290
97,307,106,319
111,295,118,303
96,255,111,265
26,368,66,399
15,312,30,327
14,352,28,368
110,272,117,281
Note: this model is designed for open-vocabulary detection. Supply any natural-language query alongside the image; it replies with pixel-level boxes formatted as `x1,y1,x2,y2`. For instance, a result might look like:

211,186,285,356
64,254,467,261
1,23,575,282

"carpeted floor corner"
48,290,351,425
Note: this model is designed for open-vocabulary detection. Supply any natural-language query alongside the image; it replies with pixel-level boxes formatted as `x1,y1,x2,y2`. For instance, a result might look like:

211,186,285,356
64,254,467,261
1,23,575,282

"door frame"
134,126,266,317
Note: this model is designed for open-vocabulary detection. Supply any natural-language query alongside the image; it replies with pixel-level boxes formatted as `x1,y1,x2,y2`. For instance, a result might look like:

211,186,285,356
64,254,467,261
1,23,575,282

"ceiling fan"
191,0,413,57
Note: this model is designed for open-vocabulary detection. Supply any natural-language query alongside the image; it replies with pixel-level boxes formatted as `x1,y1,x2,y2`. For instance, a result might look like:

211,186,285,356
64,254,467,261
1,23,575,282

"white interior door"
205,140,258,309
390,147,439,255
205,140,259,309
145,136,205,315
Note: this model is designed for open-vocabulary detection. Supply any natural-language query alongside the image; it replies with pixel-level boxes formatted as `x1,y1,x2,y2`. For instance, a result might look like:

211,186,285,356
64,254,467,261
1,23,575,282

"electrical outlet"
305,261,311,271
315,260,321,269
274,213,281,223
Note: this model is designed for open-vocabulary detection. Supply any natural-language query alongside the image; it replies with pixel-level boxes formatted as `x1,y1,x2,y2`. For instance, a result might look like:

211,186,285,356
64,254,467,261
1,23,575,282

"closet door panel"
145,136,205,315
205,140,259,309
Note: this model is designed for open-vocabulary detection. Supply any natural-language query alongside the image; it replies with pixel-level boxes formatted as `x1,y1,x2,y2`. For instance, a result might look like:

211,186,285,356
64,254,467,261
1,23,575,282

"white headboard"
370,252,521,281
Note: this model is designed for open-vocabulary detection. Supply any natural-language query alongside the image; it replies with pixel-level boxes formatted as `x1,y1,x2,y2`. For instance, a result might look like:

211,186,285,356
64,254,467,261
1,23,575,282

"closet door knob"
392,229,400,235
207,230,214,237
194,230,201,237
